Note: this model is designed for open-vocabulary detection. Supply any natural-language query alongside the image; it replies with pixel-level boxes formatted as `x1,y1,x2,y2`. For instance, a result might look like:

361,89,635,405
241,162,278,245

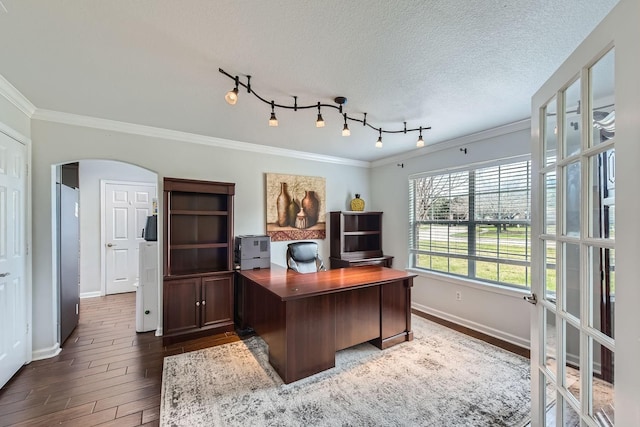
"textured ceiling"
0,0,619,162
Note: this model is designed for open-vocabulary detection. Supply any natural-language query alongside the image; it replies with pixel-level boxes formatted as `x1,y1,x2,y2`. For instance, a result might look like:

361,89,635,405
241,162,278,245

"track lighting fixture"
269,101,278,127
342,114,351,136
416,127,424,147
219,68,431,148
375,130,383,148
225,76,239,105
316,102,325,128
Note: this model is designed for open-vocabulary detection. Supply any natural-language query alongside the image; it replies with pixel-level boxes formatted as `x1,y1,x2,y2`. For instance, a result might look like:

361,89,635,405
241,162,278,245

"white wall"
77,159,157,296
370,122,532,348
30,119,370,356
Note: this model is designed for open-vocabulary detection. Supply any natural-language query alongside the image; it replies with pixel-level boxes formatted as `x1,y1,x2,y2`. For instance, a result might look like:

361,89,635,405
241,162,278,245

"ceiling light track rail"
219,68,430,148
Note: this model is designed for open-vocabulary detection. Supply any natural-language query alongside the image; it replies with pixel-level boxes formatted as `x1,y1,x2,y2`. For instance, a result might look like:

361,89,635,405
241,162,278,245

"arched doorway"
53,159,160,345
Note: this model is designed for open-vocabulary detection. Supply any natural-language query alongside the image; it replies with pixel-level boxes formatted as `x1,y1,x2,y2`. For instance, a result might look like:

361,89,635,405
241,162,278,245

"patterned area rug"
161,315,531,426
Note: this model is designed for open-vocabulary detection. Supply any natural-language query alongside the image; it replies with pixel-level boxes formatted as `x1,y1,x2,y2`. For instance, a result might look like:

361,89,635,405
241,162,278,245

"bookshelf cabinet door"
164,277,200,335
201,274,234,328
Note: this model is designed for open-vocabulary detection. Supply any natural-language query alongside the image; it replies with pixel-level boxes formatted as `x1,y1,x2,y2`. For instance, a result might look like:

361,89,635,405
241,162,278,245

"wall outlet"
456,291,462,301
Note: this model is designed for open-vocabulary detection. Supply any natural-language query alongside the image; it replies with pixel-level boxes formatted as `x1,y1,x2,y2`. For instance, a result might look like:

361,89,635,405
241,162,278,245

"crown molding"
31,109,371,168
0,74,36,117
0,120,30,145
371,119,531,168
0,72,529,169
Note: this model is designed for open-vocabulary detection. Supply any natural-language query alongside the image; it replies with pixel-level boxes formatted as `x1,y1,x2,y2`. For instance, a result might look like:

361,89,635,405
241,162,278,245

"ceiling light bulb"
341,113,350,136
269,101,278,126
417,127,424,147
225,88,238,105
316,102,325,128
375,130,383,148
269,112,278,127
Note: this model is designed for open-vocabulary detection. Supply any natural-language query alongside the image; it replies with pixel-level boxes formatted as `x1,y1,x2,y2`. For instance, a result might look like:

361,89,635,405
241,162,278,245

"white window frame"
409,155,532,290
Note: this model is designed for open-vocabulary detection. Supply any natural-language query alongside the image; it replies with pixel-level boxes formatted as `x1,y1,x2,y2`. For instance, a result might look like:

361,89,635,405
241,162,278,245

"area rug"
160,315,531,426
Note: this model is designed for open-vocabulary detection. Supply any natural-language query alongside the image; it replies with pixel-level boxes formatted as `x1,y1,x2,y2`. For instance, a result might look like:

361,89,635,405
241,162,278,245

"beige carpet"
161,315,531,426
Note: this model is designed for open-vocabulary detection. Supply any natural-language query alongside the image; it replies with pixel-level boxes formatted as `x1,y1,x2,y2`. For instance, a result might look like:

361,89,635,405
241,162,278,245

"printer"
234,235,271,270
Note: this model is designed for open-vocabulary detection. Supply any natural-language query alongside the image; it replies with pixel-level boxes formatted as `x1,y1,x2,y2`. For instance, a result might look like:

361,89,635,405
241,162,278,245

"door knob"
107,243,116,248
0,272,10,278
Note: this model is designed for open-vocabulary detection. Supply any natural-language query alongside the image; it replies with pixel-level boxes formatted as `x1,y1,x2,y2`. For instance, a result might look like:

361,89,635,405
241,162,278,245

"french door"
530,0,640,425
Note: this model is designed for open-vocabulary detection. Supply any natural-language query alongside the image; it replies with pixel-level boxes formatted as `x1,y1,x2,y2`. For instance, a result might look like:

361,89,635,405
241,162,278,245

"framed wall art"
265,173,326,241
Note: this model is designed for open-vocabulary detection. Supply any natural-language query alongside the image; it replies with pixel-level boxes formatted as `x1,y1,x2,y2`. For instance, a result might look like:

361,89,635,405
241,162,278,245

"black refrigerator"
58,182,79,345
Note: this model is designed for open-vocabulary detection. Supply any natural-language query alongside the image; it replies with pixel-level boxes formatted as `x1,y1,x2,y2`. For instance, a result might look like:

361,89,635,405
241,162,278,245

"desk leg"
371,278,414,350
242,278,336,384
281,294,336,383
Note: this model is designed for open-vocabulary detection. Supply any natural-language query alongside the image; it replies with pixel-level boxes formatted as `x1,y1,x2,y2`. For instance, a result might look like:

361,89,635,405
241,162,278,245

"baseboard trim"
80,291,103,299
31,343,62,361
412,304,530,359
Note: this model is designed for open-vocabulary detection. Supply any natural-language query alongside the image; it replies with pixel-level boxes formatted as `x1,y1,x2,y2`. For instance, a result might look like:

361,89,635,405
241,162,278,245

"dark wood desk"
238,265,416,383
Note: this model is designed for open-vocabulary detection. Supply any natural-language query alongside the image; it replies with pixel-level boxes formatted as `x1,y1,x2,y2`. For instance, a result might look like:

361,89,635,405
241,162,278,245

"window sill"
405,268,530,299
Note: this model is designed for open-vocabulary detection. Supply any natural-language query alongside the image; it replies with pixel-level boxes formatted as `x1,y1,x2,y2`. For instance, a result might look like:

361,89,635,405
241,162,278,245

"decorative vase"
350,194,365,211
295,204,308,229
276,182,291,226
301,190,319,227
286,199,300,227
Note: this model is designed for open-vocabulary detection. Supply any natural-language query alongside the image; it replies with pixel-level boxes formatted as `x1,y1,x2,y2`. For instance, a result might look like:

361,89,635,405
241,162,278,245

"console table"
238,265,415,383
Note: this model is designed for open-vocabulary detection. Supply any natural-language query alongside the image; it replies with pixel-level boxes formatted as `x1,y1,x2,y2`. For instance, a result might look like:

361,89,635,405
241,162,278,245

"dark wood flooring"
0,293,240,426
0,295,531,426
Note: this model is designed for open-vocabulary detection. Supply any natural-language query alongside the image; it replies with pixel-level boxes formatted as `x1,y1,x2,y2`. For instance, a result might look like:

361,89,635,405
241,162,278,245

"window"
409,159,531,288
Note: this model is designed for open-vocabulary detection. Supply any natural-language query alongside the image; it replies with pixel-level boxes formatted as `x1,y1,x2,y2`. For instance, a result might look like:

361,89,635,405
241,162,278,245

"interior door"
530,1,640,425
104,182,156,295
0,131,27,388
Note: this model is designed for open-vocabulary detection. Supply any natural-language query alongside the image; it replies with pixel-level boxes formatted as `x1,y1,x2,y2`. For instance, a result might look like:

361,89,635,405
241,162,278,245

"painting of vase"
265,173,326,241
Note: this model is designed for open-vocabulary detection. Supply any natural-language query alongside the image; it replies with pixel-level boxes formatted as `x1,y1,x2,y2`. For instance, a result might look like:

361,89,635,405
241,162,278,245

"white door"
103,182,156,295
0,131,27,388
530,1,640,425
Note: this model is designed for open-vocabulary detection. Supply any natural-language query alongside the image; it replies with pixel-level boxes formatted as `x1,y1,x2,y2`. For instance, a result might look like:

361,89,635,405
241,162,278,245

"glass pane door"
533,48,615,426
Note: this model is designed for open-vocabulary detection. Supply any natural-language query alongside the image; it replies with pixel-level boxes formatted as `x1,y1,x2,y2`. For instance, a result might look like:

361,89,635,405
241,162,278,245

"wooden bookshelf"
329,211,393,269
162,178,235,344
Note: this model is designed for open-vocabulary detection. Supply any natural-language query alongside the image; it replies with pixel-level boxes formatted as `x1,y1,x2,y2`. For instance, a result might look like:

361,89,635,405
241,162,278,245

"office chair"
286,241,326,273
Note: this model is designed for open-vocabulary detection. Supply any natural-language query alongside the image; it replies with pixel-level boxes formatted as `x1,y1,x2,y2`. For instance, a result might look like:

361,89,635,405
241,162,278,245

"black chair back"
286,241,325,273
